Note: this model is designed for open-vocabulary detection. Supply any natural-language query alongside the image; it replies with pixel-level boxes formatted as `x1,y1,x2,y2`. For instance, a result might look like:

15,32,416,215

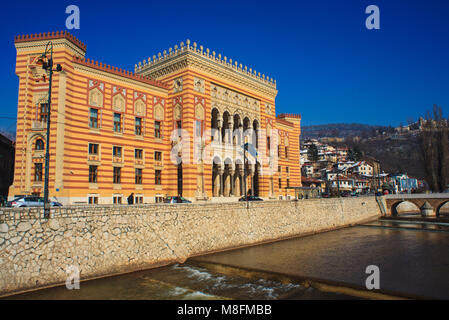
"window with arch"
35,139,44,151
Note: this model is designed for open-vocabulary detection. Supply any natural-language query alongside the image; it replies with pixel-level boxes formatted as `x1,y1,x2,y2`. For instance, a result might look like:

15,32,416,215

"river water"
4,217,449,300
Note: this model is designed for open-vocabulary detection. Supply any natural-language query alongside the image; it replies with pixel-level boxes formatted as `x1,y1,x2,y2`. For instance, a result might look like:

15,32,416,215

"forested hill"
300,123,425,179
301,123,391,139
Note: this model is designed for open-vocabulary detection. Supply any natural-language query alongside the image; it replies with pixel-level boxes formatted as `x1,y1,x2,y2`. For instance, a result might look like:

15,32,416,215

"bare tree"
419,105,449,192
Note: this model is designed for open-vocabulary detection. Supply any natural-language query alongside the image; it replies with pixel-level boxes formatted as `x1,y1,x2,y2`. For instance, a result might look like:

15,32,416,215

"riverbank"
0,197,381,296
5,219,449,300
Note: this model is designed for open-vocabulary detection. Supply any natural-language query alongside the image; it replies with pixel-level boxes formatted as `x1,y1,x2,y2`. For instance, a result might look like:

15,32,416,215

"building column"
217,119,222,143
229,167,235,196
224,167,230,197
213,167,220,197
239,122,244,146
218,166,224,196
249,164,255,196
227,120,233,144
236,166,242,197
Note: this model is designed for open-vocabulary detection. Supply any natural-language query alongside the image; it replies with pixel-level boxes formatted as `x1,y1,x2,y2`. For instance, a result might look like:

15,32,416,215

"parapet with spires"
135,39,277,90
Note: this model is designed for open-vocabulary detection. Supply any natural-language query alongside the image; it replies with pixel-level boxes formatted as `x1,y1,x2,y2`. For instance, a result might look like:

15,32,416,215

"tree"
418,105,449,192
307,143,319,162
348,147,363,162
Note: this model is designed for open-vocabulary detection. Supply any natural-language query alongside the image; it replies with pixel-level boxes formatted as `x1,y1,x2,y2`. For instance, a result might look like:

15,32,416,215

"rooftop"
14,31,86,51
135,39,277,90
72,56,169,89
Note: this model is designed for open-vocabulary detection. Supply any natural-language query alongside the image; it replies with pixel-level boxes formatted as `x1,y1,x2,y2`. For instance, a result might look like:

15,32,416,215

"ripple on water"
170,264,302,300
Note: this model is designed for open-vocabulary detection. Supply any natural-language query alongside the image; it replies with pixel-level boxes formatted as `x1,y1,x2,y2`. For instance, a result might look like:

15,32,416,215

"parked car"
321,192,330,198
238,196,263,202
8,196,63,208
163,196,192,204
340,191,351,197
0,196,7,207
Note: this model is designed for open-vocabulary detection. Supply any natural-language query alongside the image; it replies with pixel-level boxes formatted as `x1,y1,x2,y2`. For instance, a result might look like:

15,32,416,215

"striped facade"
9,32,301,204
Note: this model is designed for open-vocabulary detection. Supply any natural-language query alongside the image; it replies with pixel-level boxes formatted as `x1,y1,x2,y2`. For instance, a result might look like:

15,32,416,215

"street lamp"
336,162,340,197
243,140,248,206
36,42,63,219
199,141,205,199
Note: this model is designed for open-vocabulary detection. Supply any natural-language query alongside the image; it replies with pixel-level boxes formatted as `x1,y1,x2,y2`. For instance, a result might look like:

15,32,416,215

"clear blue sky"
0,0,448,131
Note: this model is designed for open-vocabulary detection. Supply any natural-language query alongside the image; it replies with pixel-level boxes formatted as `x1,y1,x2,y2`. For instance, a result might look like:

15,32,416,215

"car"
0,195,7,207
340,191,351,197
8,196,63,208
238,196,263,202
321,192,330,198
163,196,192,204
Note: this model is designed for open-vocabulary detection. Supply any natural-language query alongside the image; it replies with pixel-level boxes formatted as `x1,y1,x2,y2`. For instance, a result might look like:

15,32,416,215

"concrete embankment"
0,197,380,296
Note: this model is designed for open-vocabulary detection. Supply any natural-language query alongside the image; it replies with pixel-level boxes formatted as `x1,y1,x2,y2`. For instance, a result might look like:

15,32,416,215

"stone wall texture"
0,197,380,296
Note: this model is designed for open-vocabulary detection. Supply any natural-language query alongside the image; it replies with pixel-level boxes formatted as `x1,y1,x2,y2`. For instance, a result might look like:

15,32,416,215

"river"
4,217,449,300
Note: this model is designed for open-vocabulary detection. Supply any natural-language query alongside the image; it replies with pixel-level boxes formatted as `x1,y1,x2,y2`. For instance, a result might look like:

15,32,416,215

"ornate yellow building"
9,31,301,204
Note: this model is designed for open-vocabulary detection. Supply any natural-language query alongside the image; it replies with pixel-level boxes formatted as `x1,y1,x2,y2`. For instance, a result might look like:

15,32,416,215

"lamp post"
243,141,248,205
377,162,381,194
36,42,62,219
336,162,340,197
200,141,205,199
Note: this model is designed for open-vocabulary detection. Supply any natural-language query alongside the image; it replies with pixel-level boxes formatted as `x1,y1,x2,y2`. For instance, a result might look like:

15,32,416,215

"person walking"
127,192,134,205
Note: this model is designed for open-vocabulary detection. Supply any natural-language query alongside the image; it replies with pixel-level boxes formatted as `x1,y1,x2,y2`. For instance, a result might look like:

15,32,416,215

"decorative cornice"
15,31,86,52
72,56,169,90
277,113,302,120
135,40,277,98
275,118,295,127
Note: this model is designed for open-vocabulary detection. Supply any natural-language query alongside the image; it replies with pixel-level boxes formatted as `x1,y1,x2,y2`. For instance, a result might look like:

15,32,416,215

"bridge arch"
436,201,449,217
391,200,420,216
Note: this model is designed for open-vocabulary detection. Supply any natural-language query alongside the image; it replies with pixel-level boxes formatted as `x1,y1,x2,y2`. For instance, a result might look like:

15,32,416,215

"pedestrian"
127,192,134,205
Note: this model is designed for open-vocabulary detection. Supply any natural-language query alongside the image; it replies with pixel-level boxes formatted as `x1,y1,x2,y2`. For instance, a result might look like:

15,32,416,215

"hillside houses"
300,138,422,195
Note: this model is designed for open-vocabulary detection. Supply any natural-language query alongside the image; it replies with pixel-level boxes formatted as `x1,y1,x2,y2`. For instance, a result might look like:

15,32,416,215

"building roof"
275,118,295,127
72,56,169,89
15,31,86,51
135,39,277,96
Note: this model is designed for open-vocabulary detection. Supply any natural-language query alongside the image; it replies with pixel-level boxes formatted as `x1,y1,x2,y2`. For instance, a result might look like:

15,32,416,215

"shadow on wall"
0,133,14,202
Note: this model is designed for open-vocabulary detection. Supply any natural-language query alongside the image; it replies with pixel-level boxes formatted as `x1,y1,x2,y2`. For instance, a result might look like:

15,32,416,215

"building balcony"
31,121,47,131
88,155,100,162
112,156,123,163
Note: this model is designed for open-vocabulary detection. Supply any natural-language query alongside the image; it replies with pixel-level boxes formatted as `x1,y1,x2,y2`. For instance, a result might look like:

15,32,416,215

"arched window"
35,139,44,150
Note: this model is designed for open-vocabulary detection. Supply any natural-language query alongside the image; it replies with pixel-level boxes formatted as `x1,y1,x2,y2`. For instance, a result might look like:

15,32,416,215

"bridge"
384,194,449,217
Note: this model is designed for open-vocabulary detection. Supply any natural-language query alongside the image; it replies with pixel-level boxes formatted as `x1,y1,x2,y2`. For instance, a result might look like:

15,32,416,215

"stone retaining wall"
0,197,380,296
